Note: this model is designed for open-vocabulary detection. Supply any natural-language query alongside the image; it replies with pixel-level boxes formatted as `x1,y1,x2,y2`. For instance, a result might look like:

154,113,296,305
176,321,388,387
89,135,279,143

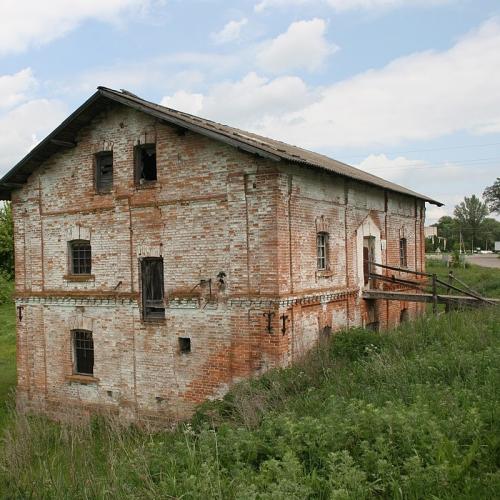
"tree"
453,195,489,251
483,177,500,214
0,202,14,277
477,218,500,250
434,216,459,250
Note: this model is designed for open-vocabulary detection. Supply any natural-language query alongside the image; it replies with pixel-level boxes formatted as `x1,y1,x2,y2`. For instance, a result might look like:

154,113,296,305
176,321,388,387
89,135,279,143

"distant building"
0,87,441,424
424,226,438,238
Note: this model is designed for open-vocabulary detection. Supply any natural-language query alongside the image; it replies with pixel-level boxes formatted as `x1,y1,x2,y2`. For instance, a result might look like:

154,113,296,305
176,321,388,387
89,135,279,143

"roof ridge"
0,87,442,206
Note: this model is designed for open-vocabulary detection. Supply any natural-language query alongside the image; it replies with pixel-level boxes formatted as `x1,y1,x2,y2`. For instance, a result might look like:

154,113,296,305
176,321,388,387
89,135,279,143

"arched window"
69,240,92,275
72,330,94,376
317,232,329,270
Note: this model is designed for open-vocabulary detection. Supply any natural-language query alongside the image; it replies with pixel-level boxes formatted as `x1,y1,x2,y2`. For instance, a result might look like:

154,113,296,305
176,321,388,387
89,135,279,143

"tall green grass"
0,276,15,427
426,259,500,299
0,307,499,499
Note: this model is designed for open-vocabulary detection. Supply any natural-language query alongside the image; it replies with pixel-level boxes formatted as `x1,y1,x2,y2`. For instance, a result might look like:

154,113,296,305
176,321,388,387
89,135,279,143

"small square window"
135,144,157,184
69,240,91,275
179,337,191,354
72,330,94,376
95,152,113,193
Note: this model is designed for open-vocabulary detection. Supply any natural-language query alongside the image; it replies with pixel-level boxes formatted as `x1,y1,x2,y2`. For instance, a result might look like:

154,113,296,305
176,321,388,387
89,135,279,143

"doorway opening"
363,236,376,287
400,308,409,323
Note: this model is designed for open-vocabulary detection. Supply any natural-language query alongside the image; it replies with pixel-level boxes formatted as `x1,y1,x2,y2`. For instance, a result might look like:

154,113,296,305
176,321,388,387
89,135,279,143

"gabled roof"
0,87,442,205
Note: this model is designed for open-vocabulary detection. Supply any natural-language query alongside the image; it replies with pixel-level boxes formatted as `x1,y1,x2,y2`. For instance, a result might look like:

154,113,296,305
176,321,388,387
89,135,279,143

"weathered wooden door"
363,236,375,286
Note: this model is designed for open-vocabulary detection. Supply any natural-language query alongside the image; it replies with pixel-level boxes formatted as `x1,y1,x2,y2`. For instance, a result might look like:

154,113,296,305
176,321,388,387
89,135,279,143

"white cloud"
0,99,67,177
158,18,500,151
255,0,450,12
71,53,237,96
211,18,248,45
0,69,67,177
161,91,204,115
356,154,467,184
0,68,36,109
249,18,500,149
0,0,156,56
257,18,337,73
161,72,314,125
355,153,497,223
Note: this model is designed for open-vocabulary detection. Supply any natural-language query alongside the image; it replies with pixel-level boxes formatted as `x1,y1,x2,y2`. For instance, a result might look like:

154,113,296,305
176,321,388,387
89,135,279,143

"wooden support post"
445,270,453,313
432,273,438,314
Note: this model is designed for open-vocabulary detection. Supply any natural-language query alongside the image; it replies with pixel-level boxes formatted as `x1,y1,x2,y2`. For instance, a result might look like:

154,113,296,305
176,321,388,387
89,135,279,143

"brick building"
0,88,441,423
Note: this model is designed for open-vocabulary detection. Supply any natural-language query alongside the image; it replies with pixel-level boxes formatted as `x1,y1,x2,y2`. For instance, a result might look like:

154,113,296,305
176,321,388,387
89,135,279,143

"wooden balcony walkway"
362,289,500,307
364,261,499,311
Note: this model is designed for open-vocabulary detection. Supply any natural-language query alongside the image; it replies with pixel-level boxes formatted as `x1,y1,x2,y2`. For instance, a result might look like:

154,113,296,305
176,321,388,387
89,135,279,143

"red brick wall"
12,102,427,423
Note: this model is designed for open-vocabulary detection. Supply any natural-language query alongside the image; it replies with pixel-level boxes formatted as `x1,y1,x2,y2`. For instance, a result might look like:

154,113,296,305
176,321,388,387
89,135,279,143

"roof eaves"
98,88,283,163
0,91,102,195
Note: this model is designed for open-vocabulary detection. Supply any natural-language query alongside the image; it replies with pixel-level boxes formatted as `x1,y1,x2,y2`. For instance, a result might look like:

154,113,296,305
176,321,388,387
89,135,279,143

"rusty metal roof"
0,87,442,205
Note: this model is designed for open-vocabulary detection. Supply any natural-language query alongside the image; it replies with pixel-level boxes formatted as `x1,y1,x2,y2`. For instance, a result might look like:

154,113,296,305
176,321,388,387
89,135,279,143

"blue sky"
0,0,499,222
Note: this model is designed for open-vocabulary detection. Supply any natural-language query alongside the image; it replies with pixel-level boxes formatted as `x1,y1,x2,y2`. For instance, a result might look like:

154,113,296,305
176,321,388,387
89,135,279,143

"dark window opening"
141,257,165,320
179,337,191,354
135,144,157,184
317,232,328,270
95,151,113,193
69,240,91,275
73,330,94,376
399,238,408,268
363,236,375,286
400,308,410,323
366,322,380,332
320,326,332,340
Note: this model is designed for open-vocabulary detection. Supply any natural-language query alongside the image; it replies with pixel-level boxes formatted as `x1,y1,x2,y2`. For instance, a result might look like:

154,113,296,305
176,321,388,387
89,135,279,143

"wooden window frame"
72,329,94,376
316,232,329,271
140,257,165,321
399,237,408,268
68,240,92,276
95,151,113,193
134,143,157,186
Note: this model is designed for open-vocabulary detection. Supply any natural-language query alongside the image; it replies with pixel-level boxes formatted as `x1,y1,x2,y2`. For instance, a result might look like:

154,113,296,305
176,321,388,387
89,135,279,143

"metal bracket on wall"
263,311,275,334
280,314,288,335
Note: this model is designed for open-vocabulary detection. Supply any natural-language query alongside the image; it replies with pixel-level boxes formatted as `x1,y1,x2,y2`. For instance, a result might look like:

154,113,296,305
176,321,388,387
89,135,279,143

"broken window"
179,337,191,354
135,144,157,184
73,330,94,376
141,257,165,320
399,238,408,268
95,151,113,193
69,240,92,275
317,232,329,270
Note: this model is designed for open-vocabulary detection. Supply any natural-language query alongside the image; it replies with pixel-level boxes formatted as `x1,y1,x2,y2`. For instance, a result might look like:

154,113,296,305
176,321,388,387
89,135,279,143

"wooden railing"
366,261,496,312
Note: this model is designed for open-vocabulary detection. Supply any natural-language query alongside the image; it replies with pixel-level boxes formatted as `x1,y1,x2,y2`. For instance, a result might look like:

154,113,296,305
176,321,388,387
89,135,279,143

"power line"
354,156,500,171
342,141,500,160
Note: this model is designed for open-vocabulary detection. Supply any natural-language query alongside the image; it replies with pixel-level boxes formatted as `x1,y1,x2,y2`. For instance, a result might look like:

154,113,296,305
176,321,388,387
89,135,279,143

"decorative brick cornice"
15,288,359,309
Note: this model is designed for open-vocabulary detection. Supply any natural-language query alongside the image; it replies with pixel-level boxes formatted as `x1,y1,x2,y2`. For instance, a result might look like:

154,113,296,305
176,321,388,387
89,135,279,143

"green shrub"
0,307,499,498
330,328,387,361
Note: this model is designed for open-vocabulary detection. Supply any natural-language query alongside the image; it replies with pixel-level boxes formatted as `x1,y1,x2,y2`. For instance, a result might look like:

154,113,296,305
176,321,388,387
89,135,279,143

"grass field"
0,269,499,498
426,259,500,300
0,278,15,427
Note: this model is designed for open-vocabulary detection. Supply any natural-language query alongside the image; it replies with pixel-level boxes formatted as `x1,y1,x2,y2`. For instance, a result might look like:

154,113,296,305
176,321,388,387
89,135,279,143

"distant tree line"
428,178,500,252
0,202,14,278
